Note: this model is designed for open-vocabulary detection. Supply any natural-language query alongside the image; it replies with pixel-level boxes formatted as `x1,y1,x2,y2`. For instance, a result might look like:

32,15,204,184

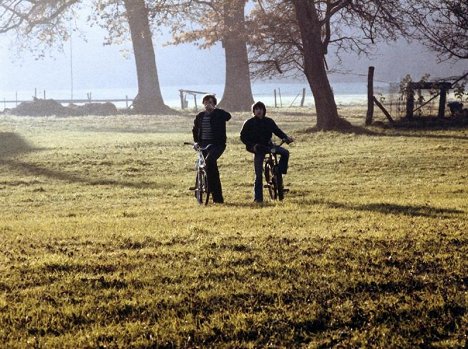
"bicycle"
263,140,290,201
185,142,211,205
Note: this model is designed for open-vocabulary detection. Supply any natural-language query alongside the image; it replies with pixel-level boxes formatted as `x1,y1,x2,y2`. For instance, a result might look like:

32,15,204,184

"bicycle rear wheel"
196,169,209,205
264,161,278,200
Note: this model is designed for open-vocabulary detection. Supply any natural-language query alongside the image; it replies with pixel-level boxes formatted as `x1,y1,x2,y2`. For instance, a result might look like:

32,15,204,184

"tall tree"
292,0,341,130
166,0,254,111
0,0,173,114
121,0,172,113
219,0,254,111
249,0,409,130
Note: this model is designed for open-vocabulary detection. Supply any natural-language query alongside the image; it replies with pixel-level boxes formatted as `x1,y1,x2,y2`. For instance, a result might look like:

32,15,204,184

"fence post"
406,83,414,118
300,88,306,107
366,66,375,125
438,87,447,118
179,90,185,109
278,88,282,107
274,89,277,108
126,95,129,108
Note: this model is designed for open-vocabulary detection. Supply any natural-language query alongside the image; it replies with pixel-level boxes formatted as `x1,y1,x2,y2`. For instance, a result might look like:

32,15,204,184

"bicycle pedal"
189,186,196,190
283,188,289,192
263,185,270,188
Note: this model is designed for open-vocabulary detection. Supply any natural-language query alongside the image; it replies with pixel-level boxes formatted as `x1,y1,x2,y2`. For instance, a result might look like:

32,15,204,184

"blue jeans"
201,143,226,203
253,146,289,202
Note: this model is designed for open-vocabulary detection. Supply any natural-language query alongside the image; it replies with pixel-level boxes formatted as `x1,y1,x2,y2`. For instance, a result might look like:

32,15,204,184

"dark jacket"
193,108,231,145
240,116,288,151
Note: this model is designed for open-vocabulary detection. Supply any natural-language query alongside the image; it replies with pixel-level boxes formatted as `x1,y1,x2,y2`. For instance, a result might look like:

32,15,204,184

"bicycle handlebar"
272,139,292,147
184,142,213,151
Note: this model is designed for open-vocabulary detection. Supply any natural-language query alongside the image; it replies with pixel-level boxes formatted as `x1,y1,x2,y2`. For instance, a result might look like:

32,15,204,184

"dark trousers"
202,143,226,203
253,146,289,201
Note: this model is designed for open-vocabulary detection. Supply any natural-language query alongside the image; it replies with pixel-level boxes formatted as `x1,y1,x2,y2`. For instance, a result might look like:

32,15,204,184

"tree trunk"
218,1,254,112
293,1,350,130
123,0,172,114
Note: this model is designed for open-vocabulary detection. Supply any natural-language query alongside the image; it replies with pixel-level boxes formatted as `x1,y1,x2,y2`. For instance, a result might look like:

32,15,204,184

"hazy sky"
0,23,466,98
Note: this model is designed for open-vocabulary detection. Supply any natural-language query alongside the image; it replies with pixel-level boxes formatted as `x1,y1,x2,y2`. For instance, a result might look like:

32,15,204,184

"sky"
0,21,466,101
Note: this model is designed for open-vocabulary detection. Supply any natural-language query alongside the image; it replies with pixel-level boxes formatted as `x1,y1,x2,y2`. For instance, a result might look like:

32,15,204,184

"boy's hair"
202,94,217,105
252,101,267,116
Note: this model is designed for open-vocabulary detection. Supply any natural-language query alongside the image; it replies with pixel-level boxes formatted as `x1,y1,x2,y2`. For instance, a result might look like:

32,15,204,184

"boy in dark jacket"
192,94,231,203
240,101,293,203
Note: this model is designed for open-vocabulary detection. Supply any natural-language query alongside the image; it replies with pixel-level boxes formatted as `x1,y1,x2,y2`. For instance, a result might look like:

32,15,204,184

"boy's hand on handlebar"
284,136,294,144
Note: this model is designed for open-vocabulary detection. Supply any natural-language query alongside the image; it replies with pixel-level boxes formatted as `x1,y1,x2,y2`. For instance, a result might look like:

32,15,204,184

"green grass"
0,110,466,348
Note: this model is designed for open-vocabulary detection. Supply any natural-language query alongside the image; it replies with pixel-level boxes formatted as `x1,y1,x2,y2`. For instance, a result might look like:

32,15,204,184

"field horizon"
0,109,466,347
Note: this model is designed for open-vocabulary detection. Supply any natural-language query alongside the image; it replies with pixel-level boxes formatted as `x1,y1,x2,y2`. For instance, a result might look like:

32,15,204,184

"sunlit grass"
0,110,466,347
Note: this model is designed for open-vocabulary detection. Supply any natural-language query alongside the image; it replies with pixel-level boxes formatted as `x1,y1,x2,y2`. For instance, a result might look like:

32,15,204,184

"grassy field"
0,109,466,348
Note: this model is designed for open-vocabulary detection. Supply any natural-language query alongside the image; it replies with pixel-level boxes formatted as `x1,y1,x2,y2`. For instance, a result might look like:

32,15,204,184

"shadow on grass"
300,124,379,136
0,132,159,189
222,201,281,208
0,132,37,158
300,198,464,218
300,122,468,140
393,133,468,141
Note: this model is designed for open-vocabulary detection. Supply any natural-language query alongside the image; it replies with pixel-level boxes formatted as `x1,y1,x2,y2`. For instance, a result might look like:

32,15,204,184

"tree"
166,0,254,111
0,0,80,54
219,0,255,111
247,1,302,80
292,0,343,130
405,0,468,60
0,0,173,114
121,0,172,113
249,0,409,130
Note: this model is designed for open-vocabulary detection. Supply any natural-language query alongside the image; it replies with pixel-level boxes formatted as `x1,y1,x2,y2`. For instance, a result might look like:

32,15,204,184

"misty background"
0,23,466,108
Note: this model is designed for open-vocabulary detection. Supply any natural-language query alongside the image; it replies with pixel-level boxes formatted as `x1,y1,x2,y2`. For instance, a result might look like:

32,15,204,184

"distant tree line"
0,0,466,130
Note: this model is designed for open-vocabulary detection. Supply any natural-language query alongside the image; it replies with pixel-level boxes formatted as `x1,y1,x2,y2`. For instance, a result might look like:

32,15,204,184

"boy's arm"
218,108,231,121
270,119,288,140
240,120,255,147
192,114,200,142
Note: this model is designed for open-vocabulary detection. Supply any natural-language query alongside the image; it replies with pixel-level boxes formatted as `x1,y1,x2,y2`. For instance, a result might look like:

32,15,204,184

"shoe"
189,186,196,190
254,199,263,204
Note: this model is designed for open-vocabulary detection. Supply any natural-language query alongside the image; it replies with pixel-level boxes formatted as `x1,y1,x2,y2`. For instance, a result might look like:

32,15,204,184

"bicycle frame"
264,140,287,201
185,142,212,205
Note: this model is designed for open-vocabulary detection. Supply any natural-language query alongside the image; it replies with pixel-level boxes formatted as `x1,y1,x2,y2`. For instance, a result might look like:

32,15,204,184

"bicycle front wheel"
274,168,284,201
264,161,277,200
196,169,209,205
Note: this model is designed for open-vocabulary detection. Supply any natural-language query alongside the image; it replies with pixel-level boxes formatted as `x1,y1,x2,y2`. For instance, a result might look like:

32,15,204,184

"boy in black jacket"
192,94,231,203
240,101,293,203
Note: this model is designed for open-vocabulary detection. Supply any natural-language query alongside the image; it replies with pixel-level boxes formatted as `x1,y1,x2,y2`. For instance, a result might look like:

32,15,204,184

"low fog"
0,25,466,101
